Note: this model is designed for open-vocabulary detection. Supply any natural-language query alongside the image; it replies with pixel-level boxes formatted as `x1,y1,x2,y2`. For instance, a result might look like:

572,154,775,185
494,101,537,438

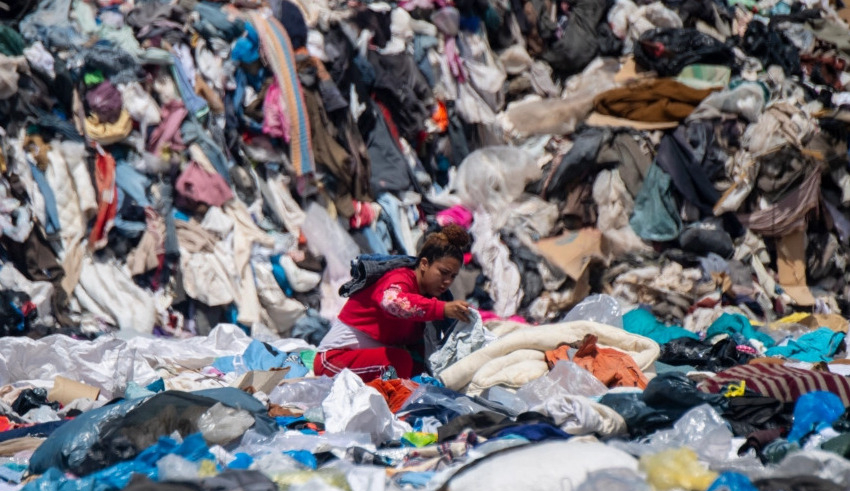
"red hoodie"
337,267,446,346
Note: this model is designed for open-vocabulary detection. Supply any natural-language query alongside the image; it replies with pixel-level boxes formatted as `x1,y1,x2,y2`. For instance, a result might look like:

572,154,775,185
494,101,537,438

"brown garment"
194,73,224,114
560,180,597,228
594,79,717,122
302,87,358,218
738,171,821,237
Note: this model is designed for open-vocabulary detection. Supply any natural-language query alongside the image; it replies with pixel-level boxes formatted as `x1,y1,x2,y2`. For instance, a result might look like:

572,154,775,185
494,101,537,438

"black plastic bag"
634,28,735,76
11,388,59,417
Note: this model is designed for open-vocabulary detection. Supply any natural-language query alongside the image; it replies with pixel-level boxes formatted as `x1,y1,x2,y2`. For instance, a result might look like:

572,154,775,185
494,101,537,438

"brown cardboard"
839,6,850,24
776,230,815,306
800,313,849,333
534,228,604,282
231,369,290,394
48,376,100,406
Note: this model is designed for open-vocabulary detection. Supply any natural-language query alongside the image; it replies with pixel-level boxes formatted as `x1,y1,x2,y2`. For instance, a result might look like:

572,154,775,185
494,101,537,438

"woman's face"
417,256,462,297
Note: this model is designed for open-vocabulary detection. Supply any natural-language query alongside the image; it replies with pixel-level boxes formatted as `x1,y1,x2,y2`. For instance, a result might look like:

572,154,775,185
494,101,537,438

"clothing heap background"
4,0,850,489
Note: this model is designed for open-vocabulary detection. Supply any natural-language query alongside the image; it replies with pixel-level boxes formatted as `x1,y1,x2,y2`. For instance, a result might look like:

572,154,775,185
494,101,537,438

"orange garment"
544,344,572,369
432,101,449,132
544,334,649,389
367,378,419,413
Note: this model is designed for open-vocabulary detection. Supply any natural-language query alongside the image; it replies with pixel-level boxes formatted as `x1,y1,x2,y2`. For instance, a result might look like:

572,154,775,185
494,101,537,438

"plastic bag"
611,405,734,463
640,447,718,491
12,388,58,416
237,428,372,455
516,361,608,405
482,386,528,416
399,384,493,419
787,391,844,443
301,203,360,283
23,405,60,423
561,294,624,329
452,146,541,221
577,468,652,491
321,369,410,444
706,472,758,491
198,403,256,446
156,454,200,482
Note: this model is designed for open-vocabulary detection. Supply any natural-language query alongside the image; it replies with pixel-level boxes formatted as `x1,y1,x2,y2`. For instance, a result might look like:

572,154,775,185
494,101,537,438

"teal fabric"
623,308,699,344
765,328,846,362
630,163,682,242
705,313,776,348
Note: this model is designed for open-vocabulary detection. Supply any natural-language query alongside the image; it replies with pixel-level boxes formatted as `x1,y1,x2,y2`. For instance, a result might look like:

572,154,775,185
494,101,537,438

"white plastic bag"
321,370,410,444
561,294,625,328
269,377,335,411
517,361,608,404
198,402,256,445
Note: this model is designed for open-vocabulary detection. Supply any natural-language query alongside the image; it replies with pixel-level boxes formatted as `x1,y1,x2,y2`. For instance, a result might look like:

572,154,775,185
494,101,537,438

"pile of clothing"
4,0,850,488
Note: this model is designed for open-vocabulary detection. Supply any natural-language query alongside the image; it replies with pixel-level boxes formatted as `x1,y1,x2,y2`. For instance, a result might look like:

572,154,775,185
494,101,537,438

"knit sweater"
337,267,446,346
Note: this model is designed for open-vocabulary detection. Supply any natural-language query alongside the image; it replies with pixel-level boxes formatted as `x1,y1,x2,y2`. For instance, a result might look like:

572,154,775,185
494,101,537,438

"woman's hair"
417,224,471,265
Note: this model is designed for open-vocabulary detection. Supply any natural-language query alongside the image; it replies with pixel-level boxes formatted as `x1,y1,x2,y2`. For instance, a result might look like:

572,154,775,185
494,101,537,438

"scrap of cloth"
593,78,717,122
699,362,850,406
250,12,314,176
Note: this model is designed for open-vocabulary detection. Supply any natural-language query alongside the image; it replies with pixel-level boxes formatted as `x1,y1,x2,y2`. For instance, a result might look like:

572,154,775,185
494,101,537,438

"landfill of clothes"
5,0,850,489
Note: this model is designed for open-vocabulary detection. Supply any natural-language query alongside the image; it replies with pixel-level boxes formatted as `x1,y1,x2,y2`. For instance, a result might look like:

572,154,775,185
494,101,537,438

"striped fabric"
699,363,850,407
250,12,314,176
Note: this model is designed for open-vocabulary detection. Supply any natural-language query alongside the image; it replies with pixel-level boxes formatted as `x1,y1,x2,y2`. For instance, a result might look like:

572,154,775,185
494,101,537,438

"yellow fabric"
84,110,132,144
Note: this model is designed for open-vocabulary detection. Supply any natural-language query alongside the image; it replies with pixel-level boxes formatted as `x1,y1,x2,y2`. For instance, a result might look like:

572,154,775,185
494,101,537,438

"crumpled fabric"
593,169,650,257
0,54,30,99
84,110,133,145
175,161,234,208
630,163,682,242
470,213,522,318
321,369,411,444
426,309,493,376
74,256,156,335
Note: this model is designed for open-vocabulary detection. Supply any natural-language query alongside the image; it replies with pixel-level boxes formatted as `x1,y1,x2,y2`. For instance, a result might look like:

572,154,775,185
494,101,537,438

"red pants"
314,347,424,382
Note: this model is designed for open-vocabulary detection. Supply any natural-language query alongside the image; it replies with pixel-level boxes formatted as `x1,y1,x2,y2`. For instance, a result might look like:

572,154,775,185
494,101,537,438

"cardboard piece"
776,230,815,307
585,112,679,131
231,369,289,394
800,314,849,333
48,376,100,406
534,228,604,282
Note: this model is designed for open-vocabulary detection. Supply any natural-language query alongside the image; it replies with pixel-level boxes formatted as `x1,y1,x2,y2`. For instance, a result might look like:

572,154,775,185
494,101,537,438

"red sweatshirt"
337,267,447,346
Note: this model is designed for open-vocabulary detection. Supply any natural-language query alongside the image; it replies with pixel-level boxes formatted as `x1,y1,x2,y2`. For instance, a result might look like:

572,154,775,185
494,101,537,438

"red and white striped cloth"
699,363,850,407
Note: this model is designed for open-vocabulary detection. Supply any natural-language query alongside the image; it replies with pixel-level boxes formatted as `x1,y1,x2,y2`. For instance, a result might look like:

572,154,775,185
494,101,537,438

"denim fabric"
338,253,417,297
28,162,60,236
115,160,151,207
291,308,331,345
376,192,415,255
170,53,209,120
414,35,438,87
113,189,146,238
181,120,232,183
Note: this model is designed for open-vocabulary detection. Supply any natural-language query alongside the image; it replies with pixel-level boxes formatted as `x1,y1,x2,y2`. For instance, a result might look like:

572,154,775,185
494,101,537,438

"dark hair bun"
441,224,471,251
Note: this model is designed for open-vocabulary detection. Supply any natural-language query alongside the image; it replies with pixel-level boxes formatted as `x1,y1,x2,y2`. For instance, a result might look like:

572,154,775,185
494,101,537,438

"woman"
315,225,473,381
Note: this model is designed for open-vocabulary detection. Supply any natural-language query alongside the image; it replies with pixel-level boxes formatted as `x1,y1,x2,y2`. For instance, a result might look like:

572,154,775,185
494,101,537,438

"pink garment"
436,205,473,228
479,310,528,324
350,200,376,229
175,161,234,207
148,100,188,155
262,79,291,142
445,38,466,83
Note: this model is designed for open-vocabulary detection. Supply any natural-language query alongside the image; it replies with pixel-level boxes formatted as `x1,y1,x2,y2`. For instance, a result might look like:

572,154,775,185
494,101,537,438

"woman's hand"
444,300,471,322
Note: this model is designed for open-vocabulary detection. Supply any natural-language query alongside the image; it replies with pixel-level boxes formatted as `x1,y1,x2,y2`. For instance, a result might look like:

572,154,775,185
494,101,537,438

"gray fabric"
426,309,490,376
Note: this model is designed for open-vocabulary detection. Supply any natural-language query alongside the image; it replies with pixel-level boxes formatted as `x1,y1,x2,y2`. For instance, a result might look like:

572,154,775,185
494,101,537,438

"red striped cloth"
698,363,850,407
